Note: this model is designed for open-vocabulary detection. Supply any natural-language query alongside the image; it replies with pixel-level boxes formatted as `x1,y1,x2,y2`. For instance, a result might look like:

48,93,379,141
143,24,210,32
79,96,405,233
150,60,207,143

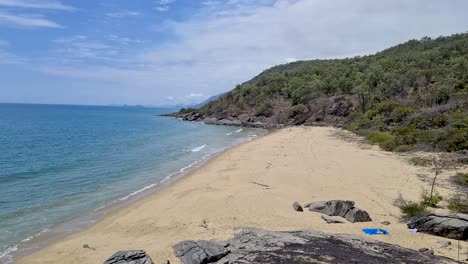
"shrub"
368,132,398,151
453,172,468,186
179,107,197,113
440,128,468,152
416,129,449,148
392,125,417,145
255,101,273,117
288,104,308,118
447,192,468,213
452,110,468,129
431,113,448,128
394,194,429,217
366,100,400,119
409,157,432,167
420,189,443,208
390,106,414,123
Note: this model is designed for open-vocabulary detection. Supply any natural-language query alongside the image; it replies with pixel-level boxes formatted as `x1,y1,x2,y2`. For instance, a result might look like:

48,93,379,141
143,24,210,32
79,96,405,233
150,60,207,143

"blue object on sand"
362,228,390,235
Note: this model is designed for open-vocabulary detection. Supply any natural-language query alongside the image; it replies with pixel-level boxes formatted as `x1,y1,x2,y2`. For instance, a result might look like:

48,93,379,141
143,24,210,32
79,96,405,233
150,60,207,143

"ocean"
0,103,266,263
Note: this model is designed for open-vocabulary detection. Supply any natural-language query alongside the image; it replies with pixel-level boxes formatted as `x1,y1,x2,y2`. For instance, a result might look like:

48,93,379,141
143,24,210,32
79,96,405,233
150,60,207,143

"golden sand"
18,127,467,263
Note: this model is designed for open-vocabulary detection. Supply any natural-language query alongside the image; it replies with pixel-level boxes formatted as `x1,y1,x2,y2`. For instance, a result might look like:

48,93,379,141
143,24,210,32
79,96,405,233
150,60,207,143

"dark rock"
418,248,434,255
321,215,344,224
173,240,229,264
308,200,371,223
344,207,372,223
104,250,154,264
381,221,391,226
407,213,468,240
83,244,96,250
292,202,303,212
183,112,203,121
161,261,170,264
308,200,355,216
173,228,458,264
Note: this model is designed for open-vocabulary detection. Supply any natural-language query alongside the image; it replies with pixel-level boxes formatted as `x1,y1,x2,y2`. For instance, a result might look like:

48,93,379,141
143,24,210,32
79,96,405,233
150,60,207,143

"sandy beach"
18,126,467,263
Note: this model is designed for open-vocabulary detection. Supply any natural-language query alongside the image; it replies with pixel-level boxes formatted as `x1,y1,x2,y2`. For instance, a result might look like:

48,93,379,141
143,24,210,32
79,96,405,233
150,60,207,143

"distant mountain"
191,93,227,108
171,33,468,152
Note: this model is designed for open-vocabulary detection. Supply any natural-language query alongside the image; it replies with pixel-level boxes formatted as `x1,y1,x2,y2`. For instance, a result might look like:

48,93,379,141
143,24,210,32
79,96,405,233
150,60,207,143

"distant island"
170,33,468,152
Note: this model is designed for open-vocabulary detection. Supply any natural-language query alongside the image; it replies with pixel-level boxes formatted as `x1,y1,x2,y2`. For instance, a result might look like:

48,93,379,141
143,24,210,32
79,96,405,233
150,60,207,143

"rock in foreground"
173,240,229,264
407,213,468,240
173,228,457,264
104,250,154,264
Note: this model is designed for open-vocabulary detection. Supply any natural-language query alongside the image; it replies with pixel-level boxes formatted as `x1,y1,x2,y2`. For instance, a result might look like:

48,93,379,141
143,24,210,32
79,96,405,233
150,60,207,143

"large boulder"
307,200,372,222
173,240,229,264
308,200,355,216
345,207,372,223
407,213,468,240
173,228,458,263
104,250,154,264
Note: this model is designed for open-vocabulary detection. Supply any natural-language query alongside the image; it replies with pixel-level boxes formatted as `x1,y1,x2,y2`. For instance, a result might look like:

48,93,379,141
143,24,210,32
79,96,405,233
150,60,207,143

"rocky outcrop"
407,213,468,240
163,112,282,129
103,250,154,264
173,240,229,264
173,228,458,264
307,200,372,223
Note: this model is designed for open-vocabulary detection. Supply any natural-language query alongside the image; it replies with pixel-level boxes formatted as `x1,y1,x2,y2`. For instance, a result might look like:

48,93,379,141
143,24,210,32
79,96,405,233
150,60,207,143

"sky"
0,0,468,106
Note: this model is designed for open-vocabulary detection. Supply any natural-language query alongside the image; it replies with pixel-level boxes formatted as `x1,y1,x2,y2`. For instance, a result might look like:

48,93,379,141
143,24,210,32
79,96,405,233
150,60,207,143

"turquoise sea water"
0,103,265,263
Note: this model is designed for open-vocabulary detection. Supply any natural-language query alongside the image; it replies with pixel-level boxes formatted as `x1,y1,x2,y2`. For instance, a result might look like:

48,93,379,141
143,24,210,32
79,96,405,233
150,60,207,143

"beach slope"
18,127,466,263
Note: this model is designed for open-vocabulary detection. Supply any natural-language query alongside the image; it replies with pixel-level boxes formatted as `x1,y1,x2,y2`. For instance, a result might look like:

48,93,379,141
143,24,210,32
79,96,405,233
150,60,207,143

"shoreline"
7,128,270,264
17,126,467,263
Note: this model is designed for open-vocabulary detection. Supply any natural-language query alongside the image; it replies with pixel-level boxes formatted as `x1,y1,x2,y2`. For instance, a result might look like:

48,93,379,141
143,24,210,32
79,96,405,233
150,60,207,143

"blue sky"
1,0,468,106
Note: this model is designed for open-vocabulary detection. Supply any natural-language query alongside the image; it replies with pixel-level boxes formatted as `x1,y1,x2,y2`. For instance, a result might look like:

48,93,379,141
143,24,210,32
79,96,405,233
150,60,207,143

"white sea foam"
191,144,206,152
226,132,233,136
180,160,200,172
119,153,213,202
235,128,243,133
0,245,18,264
21,236,34,242
247,134,258,141
119,183,159,201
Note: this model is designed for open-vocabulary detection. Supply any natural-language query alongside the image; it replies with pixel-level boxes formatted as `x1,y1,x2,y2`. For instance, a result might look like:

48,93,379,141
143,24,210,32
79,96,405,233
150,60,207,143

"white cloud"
0,0,73,10
39,0,468,105
52,35,116,59
106,10,140,18
186,93,204,98
154,0,176,12
0,48,23,64
0,11,63,28
107,35,141,45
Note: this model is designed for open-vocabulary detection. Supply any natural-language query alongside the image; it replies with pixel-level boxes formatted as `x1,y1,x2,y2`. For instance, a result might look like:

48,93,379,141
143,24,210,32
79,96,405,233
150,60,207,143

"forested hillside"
177,33,468,152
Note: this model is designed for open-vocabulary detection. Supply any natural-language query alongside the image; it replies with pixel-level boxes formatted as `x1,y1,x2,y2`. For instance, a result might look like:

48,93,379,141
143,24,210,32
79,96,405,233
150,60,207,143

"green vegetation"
187,33,468,152
420,189,443,208
179,107,198,114
394,194,429,217
454,172,468,186
447,192,468,213
409,157,432,167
